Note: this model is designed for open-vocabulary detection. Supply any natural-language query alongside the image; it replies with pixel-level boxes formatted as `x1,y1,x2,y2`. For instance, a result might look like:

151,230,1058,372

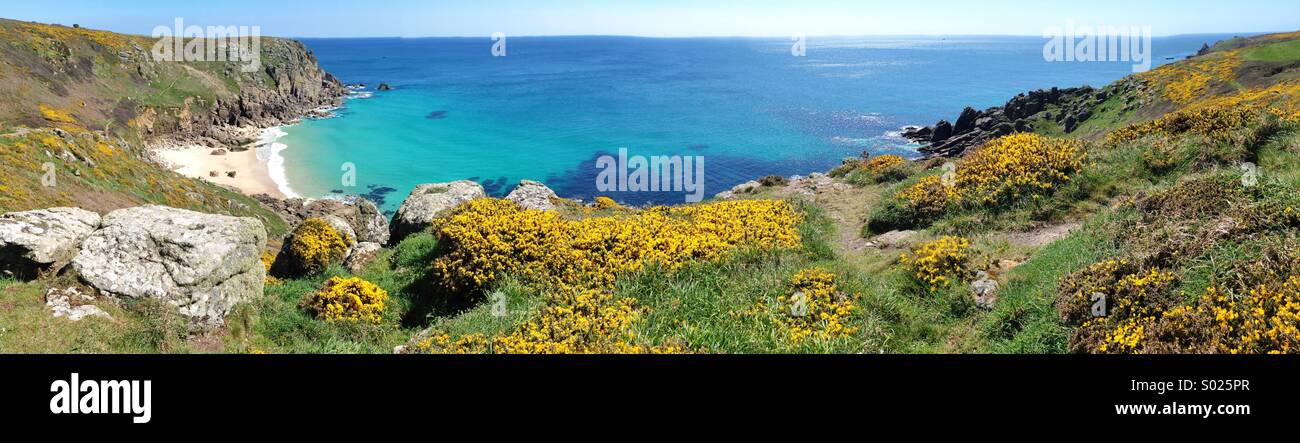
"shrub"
411,198,803,353
954,133,1085,206
1136,50,1241,104
891,175,956,228
865,198,916,235
866,154,906,173
594,196,621,209
772,268,859,342
493,289,643,354
1086,277,1300,354
899,236,973,292
307,276,389,324
872,134,1083,231
1140,139,1178,175
1056,259,1183,353
276,218,351,277
432,198,803,293
1107,103,1262,145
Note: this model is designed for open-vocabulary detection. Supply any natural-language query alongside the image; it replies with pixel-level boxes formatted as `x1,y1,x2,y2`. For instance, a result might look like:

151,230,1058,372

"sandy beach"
156,143,286,199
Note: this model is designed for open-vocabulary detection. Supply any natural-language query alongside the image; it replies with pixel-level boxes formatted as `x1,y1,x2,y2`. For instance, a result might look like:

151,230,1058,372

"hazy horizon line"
3,17,1285,41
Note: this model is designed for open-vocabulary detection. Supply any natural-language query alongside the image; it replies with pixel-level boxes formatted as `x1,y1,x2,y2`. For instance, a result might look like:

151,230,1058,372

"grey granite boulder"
344,242,384,273
0,208,101,279
506,180,560,211
390,180,485,244
255,195,390,245
71,206,267,325
971,271,1000,311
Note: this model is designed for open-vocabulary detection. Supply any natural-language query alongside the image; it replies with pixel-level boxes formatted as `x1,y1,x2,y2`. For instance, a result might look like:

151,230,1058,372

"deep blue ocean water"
277,35,1235,213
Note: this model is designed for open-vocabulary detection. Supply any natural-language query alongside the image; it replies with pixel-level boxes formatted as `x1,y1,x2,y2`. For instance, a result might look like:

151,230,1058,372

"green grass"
1242,38,1300,62
974,214,1122,353
0,276,193,354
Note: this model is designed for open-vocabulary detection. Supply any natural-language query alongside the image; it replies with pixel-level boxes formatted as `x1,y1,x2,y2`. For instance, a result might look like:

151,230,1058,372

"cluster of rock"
714,173,849,200
0,179,571,325
1,206,267,326
256,195,390,245
389,179,564,244
903,85,1112,157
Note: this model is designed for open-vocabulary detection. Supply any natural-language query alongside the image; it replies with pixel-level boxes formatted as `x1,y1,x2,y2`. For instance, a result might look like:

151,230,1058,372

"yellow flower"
308,276,389,325
900,236,972,292
416,198,804,354
771,268,859,342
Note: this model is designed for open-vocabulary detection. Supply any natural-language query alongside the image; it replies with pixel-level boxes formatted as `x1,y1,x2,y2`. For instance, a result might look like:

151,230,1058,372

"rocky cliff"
0,18,346,147
0,19,345,233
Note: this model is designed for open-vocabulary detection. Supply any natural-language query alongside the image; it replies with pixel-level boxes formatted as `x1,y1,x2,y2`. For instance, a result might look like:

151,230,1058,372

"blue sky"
6,0,1299,38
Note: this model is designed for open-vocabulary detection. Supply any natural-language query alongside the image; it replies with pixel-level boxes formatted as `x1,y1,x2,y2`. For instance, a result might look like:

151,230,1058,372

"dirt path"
1005,221,1083,247
770,176,877,255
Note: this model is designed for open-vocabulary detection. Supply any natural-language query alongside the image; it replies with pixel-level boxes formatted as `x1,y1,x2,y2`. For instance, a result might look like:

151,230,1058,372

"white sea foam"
257,126,300,198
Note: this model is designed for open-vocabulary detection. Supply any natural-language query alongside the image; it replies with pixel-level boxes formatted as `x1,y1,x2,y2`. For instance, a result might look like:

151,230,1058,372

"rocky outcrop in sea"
902,85,1125,157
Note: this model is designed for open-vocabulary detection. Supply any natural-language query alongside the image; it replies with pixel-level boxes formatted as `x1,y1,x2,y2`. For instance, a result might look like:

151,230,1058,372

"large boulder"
506,180,560,211
0,208,101,279
390,180,485,244
344,242,384,273
71,206,267,325
256,196,389,245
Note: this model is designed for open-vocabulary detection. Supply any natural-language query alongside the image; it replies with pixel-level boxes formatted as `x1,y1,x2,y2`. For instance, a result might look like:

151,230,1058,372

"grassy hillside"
0,19,337,235
3,27,1299,354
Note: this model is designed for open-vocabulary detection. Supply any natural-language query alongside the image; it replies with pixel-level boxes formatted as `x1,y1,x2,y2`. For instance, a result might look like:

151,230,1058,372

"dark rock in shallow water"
360,185,397,208
426,110,448,120
377,83,393,91
914,84,1114,158
901,126,932,142
480,177,510,197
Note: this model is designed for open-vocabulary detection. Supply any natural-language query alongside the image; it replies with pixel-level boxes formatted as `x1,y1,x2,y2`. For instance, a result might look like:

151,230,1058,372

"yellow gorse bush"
285,218,351,275
433,198,804,293
773,268,859,342
895,133,1083,218
1092,278,1300,355
1193,278,1300,354
1109,79,1300,145
308,276,389,325
494,290,645,354
1107,103,1262,144
865,154,906,174
896,175,957,220
38,104,78,127
900,236,972,292
594,196,621,210
1137,50,1242,104
953,133,1086,205
260,251,281,286
417,198,804,353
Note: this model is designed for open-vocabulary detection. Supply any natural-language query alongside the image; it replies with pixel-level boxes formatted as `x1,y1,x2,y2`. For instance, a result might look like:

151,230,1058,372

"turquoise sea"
276,35,1234,213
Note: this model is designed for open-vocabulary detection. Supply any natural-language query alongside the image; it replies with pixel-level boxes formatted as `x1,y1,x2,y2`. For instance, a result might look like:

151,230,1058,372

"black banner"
0,355,1292,430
